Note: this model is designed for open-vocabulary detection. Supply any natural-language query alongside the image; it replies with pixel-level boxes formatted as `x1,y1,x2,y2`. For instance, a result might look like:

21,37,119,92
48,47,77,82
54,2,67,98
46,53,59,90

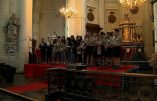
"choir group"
37,28,121,68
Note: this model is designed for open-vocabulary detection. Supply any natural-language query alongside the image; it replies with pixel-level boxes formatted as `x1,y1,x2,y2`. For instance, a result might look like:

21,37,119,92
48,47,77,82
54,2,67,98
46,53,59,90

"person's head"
100,31,105,36
86,32,91,37
61,36,65,39
109,32,113,36
79,36,82,41
53,39,57,44
93,33,97,37
70,35,75,40
114,28,119,33
41,38,45,42
67,37,71,42
76,36,79,41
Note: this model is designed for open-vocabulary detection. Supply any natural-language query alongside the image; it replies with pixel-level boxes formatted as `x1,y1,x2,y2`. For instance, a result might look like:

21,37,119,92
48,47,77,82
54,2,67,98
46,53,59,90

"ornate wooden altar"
119,14,145,61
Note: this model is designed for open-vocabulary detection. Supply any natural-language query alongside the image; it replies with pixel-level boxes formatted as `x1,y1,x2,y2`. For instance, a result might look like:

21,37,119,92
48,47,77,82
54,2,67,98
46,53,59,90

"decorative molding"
108,11,116,23
87,8,94,21
130,7,139,14
105,3,119,10
87,5,96,9
87,0,98,8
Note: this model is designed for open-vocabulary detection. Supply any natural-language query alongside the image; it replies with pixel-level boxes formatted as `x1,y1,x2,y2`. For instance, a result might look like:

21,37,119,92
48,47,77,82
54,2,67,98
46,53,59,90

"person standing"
60,36,66,63
110,28,121,68
46,42,52,63
69,35,77,64
39,38,47,63
94,35,103,65
84,32,96,66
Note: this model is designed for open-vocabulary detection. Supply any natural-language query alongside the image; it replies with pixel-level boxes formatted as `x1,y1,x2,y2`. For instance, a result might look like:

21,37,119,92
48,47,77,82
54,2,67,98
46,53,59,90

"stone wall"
0,0,32,72
154,2,157,53
0,0,9,63
38,0,65,44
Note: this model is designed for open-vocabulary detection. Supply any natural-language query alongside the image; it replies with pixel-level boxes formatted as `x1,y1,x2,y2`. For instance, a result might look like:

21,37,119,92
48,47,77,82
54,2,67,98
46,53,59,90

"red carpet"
7,82,48,93
86,65,138,87
24,64,137,87
24,63,66,78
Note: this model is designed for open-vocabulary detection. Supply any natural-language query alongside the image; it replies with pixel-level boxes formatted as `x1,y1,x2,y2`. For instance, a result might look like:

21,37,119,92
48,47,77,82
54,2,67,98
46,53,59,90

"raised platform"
24,63,66,78
24,63,138,79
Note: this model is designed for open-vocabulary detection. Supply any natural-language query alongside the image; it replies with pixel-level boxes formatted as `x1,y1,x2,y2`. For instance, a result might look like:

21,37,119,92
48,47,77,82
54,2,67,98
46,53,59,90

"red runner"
7,82,48,93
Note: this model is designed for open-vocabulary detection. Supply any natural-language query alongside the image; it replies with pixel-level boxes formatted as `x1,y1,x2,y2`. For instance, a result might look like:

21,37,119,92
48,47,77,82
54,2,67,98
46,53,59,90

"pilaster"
65,0,86,37
98,0,105,32
17,0,32,72
32,0,40,45
0,0,10,63
154,2,157,53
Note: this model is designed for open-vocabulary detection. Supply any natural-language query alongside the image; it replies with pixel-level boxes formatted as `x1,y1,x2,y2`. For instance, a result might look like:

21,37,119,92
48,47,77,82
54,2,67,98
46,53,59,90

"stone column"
10,0,18,15
17,0,32,72
142,0,154,58
32,0,40,46
154,2,157,53
76,0,86,37
65,0,86,37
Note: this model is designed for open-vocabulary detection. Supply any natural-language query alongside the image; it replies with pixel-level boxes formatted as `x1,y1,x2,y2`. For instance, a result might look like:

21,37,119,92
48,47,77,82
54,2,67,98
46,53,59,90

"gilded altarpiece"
119,14,145,61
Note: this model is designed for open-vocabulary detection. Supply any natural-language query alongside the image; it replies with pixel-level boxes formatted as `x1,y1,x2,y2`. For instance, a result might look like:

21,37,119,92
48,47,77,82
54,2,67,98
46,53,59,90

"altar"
119,14,145,61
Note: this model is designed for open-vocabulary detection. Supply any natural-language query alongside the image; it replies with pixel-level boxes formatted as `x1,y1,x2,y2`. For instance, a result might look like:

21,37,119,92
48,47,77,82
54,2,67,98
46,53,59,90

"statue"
119,14,135,43
123,28,130,42
4,13,19,55
6,13,19,43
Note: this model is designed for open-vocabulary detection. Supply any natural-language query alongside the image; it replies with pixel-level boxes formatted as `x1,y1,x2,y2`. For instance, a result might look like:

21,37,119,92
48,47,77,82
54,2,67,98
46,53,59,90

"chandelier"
60,7,77,18
119,0,146,9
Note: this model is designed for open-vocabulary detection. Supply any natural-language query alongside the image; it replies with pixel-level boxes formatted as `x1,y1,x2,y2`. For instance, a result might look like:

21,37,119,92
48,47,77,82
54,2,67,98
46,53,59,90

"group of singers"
38,28,121,68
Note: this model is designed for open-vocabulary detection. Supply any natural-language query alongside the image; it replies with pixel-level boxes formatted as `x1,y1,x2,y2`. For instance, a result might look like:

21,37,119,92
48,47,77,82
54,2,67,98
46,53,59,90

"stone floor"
0,73,47,101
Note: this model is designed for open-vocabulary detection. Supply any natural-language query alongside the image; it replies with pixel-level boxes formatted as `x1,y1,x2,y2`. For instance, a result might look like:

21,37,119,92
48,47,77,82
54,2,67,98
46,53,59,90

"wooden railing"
47,68,157,101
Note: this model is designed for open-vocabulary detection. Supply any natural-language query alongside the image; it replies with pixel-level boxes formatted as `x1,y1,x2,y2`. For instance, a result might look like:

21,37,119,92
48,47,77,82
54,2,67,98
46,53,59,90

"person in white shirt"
84,32,96,65
103,32,112,65
110,28,121,68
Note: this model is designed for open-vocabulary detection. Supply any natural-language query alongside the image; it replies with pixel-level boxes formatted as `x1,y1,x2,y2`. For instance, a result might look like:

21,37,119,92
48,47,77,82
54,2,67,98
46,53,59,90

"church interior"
0,0,157,101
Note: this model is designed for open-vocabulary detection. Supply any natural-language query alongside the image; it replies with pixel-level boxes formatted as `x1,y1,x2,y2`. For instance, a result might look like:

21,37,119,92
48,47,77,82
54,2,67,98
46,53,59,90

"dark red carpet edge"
7,82,48,93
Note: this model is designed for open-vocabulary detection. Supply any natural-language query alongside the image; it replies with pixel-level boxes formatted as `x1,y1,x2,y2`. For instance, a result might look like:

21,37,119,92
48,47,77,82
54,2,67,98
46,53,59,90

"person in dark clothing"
60,36,66,63
69,35,77,64
76,36,83,63
46,42,52,63
66,37,71,63
39,38,47,63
